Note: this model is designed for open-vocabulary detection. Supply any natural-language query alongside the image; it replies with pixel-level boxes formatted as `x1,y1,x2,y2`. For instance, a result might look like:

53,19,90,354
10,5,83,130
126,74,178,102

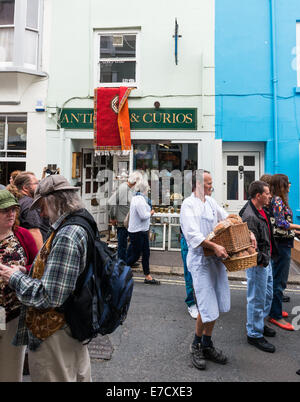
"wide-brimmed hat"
30,174,79,210
0,189,19,210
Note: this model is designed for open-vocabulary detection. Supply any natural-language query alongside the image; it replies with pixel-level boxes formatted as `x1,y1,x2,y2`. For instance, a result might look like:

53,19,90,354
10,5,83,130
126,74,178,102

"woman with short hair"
126,180,160,285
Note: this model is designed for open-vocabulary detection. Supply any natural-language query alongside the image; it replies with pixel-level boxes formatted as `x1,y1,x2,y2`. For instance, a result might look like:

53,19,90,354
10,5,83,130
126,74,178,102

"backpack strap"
58,214,98,288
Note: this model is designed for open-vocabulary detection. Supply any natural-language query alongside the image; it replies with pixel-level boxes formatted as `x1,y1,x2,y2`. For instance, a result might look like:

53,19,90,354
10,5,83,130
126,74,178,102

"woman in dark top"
0,190,38,382
268,174,300,331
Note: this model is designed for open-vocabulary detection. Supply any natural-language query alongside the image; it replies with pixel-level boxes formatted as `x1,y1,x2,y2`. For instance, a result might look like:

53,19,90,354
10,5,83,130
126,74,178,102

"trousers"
246,263,273,338
127,231,150,275
0,317,26,382
180,236,195,307
28,326,91,382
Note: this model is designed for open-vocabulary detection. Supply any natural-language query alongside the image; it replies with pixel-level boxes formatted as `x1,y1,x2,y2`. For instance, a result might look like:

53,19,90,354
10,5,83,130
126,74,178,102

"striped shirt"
9,212,88,351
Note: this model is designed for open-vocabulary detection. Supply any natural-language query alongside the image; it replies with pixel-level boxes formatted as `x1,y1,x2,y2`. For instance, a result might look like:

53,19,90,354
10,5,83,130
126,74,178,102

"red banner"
94,87,132,152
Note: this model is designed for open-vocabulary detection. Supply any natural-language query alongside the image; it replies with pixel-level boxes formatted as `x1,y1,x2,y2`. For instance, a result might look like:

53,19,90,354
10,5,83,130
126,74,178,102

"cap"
30,174,79,210
0,189,19,210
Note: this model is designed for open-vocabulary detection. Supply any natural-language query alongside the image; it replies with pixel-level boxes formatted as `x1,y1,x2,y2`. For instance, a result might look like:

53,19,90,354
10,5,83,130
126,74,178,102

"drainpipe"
270,0,279,173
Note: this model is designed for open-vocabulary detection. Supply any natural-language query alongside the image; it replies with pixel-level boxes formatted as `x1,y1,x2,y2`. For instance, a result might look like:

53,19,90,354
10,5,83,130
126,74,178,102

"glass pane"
100,35,136,58
227,171,238,200
244,156,255,166
85,181,91,194
170,225,181,249
24,29,37,65
84,153,91,167
93,181,98,193
7,116,27,150
0,27,14,61
26,0,39,29
100,61,136,83
227,155,238,166
86,167,91,179
0,0,15,25
244,171,255,200
6,152,26,158
149,224,164,249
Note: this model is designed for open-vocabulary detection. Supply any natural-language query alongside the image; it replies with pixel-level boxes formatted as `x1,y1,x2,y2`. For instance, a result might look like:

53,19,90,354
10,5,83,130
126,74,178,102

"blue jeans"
269,246,291,320
180,236,196,307
117,227,129,262
246,263,273,338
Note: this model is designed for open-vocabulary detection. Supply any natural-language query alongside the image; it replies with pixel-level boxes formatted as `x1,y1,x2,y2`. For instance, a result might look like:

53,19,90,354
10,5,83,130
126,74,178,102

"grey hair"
44,190,84,223
135,179,149,195
128,170,143,185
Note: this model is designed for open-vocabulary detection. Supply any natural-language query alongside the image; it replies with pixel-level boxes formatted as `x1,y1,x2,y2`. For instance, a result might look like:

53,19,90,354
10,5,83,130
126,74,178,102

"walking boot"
190,343,206,370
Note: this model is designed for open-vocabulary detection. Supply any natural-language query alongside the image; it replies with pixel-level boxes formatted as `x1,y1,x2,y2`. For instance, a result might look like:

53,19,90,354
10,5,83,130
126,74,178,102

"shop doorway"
81,149,113,232
0,161,26,186
223,151,260,213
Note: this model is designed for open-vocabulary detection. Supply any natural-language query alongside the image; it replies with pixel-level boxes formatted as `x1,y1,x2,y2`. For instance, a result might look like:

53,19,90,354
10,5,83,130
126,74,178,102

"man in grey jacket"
108,171,142,262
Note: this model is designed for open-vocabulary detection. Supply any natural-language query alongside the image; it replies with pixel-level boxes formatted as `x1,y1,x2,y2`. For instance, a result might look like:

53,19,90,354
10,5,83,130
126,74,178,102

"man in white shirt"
180,170,232,370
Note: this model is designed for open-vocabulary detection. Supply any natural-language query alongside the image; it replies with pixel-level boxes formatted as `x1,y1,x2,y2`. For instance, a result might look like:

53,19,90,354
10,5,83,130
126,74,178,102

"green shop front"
59,107,202,252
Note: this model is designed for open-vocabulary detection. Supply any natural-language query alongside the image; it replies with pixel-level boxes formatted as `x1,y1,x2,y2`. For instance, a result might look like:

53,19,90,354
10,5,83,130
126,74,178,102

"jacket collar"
249,200,267,222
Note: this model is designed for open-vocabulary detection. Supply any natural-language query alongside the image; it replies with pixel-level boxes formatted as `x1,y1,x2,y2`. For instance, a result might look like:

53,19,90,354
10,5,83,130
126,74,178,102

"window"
0,0,15,63
0,114,27,159
0,0,43,71
95,30,139,86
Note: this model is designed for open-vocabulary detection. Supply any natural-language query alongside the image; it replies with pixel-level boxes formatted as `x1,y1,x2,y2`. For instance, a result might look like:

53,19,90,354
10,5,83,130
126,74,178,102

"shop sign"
59,108,197,130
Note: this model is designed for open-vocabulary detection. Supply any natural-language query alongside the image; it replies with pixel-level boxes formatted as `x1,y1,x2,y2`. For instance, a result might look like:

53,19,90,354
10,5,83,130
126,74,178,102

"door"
81,149,112,232
223,152,260,213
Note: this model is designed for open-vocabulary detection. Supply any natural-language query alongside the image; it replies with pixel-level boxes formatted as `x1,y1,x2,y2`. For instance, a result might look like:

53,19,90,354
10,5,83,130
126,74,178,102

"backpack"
57,210,134,342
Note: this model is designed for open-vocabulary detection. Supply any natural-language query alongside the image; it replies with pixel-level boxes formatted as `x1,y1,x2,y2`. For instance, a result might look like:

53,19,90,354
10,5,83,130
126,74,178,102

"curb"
132,266,300,286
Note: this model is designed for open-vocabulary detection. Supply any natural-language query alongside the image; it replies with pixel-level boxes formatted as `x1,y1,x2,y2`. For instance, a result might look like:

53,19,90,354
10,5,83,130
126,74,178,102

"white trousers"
28,326,92,382
0,317,26,382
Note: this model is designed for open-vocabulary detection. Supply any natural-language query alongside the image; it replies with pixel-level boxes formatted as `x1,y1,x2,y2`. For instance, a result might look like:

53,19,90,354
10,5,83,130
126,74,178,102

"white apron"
180,194,231,323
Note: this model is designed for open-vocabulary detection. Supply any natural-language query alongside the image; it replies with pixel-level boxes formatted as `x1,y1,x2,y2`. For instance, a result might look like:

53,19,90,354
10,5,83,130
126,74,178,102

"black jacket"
239,201,277,267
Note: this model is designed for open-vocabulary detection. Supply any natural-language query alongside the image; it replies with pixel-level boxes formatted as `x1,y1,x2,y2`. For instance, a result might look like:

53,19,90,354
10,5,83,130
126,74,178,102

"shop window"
95,30,139,86
133,143,198,205
0,114,27,158
0,0,43,71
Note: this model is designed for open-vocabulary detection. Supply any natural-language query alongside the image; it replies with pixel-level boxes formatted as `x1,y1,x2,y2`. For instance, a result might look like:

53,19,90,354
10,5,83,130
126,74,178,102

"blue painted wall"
216,0,300,222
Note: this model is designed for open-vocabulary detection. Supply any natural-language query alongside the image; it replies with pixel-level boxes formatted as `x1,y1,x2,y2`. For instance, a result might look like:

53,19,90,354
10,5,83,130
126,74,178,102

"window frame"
0,114,27,161
0,0,43,73
94,29,140,88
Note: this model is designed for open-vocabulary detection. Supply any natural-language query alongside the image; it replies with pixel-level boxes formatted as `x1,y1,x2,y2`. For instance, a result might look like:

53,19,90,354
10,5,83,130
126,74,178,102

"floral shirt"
271,196,293,230
270,196,294,247
0,233,27,323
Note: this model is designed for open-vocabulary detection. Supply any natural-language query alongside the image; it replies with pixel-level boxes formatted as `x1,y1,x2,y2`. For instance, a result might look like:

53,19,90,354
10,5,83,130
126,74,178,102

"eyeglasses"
0,207,18,214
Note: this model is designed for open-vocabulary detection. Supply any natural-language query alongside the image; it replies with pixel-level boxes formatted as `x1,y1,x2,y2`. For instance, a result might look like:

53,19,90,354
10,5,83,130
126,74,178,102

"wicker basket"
203,223,251,256
223,252,257,272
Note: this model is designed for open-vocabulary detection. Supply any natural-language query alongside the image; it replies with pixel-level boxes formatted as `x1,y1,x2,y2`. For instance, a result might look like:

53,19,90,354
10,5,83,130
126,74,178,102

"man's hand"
213,244,229,259
150,209,155,216
0,263,26,285
249,231,257,249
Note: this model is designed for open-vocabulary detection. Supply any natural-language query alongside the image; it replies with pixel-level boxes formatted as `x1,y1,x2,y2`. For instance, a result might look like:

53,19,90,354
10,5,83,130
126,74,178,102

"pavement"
131,252,300,285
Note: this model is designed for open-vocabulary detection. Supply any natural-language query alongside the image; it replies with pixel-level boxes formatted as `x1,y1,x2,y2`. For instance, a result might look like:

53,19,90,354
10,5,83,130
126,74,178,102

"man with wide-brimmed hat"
0,175,96,382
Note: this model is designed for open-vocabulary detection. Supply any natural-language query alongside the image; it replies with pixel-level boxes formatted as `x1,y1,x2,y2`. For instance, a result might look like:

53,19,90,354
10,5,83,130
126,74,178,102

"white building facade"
46,0,218,231
0,0,51,182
